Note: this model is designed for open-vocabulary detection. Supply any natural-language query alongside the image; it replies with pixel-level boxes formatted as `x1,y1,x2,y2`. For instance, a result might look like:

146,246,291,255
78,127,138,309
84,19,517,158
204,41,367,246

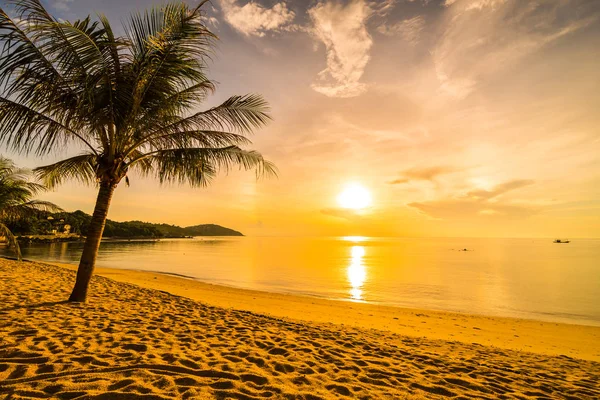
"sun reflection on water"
342,236,368,243
347,245,366,300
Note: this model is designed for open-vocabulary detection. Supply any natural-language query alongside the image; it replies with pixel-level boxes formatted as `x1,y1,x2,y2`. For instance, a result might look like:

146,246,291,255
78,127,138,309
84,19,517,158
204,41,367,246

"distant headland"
9,210,243,242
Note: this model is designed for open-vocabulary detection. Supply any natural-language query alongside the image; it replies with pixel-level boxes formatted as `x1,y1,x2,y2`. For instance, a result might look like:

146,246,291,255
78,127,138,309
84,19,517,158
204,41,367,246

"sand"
83,265,600,362
1,259,599,399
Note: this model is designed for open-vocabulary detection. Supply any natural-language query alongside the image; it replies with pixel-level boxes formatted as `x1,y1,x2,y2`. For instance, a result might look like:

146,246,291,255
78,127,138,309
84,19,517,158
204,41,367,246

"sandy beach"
1,259,599,399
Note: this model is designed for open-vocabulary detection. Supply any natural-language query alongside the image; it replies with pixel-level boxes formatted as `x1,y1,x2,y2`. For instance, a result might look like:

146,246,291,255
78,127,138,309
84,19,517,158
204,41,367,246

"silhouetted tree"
0,0,275,301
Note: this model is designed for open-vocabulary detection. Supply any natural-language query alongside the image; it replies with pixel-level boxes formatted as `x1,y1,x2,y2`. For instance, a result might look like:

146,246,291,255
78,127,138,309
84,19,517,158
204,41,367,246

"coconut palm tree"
0,157,61,259
0,0,276,302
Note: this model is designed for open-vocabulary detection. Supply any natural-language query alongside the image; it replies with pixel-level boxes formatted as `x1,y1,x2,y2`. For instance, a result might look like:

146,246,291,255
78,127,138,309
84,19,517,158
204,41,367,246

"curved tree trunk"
68,181,116,302
0,222,22,261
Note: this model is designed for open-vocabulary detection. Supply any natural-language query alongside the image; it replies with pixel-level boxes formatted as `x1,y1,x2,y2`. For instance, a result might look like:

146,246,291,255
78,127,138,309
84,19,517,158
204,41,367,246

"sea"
3,236,599,327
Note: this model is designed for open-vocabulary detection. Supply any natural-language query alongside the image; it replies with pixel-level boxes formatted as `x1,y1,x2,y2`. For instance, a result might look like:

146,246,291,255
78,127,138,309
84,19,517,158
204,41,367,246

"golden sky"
7,0,600,237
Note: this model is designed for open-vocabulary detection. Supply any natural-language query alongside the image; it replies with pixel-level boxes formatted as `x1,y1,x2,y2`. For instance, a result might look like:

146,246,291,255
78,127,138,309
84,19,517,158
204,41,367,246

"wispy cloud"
219,0,295,37
409,179,537,219
308,0,373,98
466,179,534,200
389,166,457,184
377,15,426,45
434,0,600,98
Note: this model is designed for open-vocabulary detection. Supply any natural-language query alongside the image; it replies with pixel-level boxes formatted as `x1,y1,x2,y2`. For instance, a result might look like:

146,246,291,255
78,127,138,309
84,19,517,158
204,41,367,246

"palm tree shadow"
0,300,69,313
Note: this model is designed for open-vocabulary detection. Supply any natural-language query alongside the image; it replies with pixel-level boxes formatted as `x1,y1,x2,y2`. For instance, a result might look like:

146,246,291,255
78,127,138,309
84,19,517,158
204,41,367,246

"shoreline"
46,260,600,362
14,256,600,329
117,268,600,328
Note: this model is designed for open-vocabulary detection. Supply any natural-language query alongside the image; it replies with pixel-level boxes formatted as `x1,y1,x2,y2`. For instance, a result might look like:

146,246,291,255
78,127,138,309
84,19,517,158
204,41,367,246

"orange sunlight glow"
337,184,372,210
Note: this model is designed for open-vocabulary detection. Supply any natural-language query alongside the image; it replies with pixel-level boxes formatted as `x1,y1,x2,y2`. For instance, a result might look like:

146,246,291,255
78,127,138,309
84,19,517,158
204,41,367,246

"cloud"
410,199,538,219
466,179,534,200
52,0,74,11
371,0,397,17
308,0,373,98
445,0,508,10
409,179,537,219
389,166,457,184
377,16,426,45
219,0,295,37
202,16,220,29
434,0,600,98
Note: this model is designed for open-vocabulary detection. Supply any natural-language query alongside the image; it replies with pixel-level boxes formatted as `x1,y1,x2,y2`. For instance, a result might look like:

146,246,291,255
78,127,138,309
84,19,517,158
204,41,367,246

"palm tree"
0,157,61,259
0,0,276,302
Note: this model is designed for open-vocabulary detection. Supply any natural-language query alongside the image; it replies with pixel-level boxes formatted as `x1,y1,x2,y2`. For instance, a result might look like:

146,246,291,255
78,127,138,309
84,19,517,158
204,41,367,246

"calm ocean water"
4,237,599,326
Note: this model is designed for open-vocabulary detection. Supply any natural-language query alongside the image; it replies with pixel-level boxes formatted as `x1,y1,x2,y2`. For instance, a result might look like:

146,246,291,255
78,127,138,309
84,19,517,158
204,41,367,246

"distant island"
8,210,243,241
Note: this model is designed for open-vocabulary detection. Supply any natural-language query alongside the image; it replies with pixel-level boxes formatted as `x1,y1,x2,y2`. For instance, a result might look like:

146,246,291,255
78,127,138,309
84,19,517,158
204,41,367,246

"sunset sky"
5,0,600,238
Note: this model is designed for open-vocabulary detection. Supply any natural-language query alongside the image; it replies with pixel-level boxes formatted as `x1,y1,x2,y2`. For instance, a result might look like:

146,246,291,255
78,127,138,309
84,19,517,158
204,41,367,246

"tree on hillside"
0,157,61,259
0,0,276,301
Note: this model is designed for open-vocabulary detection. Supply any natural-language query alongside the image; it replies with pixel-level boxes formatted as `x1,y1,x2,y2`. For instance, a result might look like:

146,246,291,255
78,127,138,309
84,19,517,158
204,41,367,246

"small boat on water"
553,239,570,244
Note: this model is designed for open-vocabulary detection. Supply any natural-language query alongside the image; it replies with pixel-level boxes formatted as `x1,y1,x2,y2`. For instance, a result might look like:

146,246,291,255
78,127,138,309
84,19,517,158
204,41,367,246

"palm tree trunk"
68,181,116,302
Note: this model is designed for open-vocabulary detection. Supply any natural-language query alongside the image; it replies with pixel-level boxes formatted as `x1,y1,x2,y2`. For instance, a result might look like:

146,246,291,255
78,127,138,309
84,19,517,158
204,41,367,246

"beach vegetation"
7,209,243,238
0,157,61,259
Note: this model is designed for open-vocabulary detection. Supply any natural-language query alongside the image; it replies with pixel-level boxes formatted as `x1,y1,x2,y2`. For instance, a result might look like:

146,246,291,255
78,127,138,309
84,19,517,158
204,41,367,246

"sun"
337,183,372,210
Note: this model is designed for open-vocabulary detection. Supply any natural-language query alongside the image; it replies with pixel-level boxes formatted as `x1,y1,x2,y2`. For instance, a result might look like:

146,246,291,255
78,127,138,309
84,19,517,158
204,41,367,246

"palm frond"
13,0,92,82
0,6,64,89
129,146,277,187
22,199,63,212
0,156,46,196
154,94,272,137
133,79,216,133
0,97,98,155
0,157,30,181
127,130,253,157
0,4,81,136
34,154,98,189
1,200,62,220
124,2,216,126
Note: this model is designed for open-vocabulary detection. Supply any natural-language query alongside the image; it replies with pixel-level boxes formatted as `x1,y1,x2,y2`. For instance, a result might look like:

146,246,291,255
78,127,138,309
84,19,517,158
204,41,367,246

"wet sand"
1,259,599,399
